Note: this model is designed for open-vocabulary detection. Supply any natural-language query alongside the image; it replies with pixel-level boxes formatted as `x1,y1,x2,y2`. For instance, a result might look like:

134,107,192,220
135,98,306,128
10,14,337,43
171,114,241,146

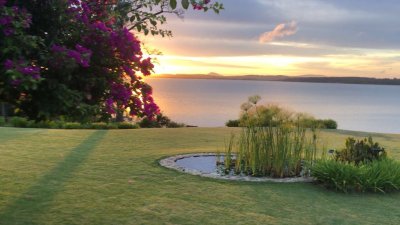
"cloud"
259,21,298,43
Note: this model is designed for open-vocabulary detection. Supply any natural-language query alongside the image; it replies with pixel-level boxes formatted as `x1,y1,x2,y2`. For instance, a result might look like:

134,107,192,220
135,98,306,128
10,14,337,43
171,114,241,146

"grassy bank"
0,127,399,225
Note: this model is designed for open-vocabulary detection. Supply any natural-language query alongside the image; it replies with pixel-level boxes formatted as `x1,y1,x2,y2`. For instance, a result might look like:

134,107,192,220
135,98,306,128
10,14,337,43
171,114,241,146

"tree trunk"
1,102,9,123
116,111,124,122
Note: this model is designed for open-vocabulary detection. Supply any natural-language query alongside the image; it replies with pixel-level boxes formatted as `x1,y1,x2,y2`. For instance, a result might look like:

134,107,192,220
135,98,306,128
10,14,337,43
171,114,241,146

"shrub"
334,137,386,165
10,117,29,128
116,122,139,129
225,120,240,127
229,96,337,129
311,159,400,193
166,121,186,128
63,122,82,129
89,122,111,129
139,113,185,128
321,119,337,129
33,120,63,129
1,117,141,130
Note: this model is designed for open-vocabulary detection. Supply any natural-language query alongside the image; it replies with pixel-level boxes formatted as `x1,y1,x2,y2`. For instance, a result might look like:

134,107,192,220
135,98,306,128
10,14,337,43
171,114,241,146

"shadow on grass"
0,130,107,224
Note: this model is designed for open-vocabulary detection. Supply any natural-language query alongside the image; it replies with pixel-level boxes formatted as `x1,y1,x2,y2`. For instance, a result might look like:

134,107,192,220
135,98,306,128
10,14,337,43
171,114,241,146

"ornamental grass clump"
224,122,318,178
223,95,319,178
312,159,400,193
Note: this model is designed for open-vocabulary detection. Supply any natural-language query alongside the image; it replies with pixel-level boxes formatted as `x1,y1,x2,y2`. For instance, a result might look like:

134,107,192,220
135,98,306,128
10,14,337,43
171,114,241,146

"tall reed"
224,121,318,178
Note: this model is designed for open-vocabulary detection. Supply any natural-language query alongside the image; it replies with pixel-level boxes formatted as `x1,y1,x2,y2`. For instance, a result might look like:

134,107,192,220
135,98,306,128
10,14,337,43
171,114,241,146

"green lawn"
0,127,400,225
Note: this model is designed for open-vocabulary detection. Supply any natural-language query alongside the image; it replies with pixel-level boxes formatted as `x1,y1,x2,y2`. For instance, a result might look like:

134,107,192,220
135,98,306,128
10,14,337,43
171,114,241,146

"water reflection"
147,78,400,133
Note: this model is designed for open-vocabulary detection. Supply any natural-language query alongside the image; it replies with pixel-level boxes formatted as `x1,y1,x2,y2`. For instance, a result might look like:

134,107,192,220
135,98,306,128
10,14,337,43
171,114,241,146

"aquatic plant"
224,121,319,178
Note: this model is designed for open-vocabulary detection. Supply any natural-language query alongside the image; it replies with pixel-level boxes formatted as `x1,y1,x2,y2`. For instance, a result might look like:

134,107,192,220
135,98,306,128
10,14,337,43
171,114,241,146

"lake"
146,78,400,134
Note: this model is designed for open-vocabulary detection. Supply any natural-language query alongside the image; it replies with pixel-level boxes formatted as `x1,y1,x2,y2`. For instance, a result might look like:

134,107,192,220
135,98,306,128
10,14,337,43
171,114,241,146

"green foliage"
120,0,224,38
139,113,185,128
34,120,63,129
224,123,319,178
116,122,139,129
334,137,386,165
320,119,337,129
230,95,338,129
312,159,400,193
88,122,113,130
0,117,139,129
62,122,82,129
225,119,240,127
10,117,29,128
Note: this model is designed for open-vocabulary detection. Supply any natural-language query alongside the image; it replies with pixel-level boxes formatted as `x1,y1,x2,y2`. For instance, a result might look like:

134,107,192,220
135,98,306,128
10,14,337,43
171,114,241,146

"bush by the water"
334,137,386,165
139,113,186,128
311,159,400,193
225,119,240,127
226,95,337,129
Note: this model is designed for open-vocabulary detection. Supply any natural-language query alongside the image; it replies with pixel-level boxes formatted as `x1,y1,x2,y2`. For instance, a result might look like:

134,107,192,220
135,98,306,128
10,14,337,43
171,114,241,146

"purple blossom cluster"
0,4,32,36
50,44,92,68
2,0,160,119
110,82,132,105
64,0,159,118
105,97,115,114
143,96,160,119
3,59,41,87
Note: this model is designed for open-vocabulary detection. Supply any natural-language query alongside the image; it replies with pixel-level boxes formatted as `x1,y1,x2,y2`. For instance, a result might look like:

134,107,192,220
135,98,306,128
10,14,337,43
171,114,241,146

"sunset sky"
141,0,400,78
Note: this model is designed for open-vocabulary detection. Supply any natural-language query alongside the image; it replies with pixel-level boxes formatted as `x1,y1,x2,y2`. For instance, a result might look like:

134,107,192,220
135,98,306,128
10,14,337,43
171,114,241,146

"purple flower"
105,98,116,114
31,74,41,79
123,65,136,78
67,49,82,61
0,16,12,25
3,27,14,36
11,79,22,87
67,49,91,67
51,44,66,53
18,65,41,79
81,59,90,68
92,21,109,32
12,6,19,13
75,44,92,57
4,59,14,70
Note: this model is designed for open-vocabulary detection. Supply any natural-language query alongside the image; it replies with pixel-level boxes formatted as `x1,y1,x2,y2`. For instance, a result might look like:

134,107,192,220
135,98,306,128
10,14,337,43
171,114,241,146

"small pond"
160,153,313,183
175,155,225,174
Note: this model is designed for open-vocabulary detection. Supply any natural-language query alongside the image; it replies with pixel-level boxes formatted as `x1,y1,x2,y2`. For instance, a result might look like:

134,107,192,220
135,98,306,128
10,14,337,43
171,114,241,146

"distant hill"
153,74,400,86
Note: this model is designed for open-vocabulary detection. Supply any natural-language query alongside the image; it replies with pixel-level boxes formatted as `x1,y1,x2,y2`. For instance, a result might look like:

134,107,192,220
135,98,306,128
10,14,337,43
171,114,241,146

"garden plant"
312,137,400,193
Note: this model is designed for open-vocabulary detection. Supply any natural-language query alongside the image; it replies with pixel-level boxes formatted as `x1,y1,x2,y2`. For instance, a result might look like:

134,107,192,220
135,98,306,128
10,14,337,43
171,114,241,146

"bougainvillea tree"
0,0,222,122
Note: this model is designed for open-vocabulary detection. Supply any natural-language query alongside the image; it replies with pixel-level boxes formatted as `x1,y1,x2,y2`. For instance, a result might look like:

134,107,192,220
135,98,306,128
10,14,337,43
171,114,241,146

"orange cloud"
259,21,298,43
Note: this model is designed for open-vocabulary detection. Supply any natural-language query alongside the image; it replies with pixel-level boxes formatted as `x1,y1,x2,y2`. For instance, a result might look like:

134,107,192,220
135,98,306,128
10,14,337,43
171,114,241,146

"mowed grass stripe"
0,130,107,224
0,130,96,208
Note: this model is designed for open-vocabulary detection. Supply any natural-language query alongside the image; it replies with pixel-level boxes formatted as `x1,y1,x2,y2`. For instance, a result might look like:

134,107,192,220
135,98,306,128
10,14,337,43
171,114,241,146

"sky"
141,0,400,77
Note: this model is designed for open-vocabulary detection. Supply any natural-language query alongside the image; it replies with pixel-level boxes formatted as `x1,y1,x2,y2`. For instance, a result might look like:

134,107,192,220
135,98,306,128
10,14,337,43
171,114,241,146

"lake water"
146,78,400,134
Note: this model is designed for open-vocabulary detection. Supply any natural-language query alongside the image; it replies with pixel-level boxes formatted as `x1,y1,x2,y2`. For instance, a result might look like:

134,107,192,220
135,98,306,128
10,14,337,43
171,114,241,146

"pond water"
175,155,223,174
161,153,313,182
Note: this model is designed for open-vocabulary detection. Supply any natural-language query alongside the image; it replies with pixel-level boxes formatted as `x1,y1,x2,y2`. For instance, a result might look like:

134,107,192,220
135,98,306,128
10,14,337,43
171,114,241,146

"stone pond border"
159,153,315,183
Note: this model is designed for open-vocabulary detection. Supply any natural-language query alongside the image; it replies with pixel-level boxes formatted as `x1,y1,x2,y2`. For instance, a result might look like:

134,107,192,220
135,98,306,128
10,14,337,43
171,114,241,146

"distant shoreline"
151,74,400,86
